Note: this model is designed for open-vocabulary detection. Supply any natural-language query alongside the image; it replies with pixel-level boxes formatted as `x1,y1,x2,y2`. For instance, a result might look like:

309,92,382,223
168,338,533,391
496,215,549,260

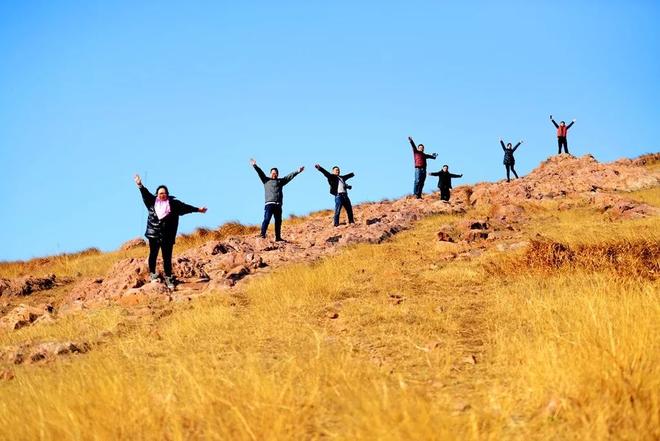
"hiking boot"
164,276,175,290
149,273,159,283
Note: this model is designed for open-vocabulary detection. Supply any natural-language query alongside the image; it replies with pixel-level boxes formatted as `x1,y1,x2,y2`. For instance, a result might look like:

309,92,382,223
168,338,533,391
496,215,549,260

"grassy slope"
0,187,658,440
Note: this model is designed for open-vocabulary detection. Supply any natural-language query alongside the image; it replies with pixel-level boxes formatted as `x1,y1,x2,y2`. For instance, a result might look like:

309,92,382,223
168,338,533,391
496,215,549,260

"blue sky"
1,1,659,261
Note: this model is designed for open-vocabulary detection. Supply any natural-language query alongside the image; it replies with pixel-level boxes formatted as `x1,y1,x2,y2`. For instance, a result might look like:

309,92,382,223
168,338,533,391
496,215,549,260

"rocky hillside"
1,153,658,341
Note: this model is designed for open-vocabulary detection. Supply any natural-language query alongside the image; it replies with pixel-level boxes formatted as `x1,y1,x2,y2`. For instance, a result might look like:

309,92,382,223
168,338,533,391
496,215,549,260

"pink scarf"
154,198,171,220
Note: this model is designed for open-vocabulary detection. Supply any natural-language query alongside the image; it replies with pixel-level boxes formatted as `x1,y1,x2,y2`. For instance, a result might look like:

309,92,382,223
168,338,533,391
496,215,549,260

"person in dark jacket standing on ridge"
429,165,463,202
250,158,304,241
550,115,576,154
500,139,523,182
134,174,207,289
408,136,438,199
315,164,355,226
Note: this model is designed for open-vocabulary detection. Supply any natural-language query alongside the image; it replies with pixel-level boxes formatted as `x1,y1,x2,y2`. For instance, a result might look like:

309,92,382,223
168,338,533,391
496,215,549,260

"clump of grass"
521,238,659,279
177,222,259,248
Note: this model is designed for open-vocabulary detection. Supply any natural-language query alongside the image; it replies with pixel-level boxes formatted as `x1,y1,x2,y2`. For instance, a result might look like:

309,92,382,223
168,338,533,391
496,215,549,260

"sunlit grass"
0,206,658,439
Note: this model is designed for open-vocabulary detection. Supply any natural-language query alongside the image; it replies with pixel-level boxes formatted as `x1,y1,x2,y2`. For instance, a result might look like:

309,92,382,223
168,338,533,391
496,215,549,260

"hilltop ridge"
1,153,658,332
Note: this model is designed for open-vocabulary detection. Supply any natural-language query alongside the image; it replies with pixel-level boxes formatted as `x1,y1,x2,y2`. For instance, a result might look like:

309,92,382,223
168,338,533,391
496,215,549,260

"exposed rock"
0,274,60,297
0,304,54,330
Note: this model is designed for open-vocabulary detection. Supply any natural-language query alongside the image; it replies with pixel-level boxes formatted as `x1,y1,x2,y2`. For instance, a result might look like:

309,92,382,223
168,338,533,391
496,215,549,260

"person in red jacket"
408,136,438,199
550,115,576,154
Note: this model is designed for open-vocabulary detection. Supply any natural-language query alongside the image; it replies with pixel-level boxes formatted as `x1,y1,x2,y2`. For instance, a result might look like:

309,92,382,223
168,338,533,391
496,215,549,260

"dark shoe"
164,276,175,290
275,237,286,242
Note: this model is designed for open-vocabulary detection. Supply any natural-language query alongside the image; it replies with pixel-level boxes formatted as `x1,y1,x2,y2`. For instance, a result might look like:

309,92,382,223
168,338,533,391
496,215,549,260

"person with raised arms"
550,115,576,155
250,158,304,242
315,163,355,226
134,174,207,290
408,136,438,199
500,139,523,182
429,165,463,202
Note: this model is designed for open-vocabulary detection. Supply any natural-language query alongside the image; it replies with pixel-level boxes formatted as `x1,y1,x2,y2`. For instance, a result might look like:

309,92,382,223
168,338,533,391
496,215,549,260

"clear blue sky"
1,1,659,261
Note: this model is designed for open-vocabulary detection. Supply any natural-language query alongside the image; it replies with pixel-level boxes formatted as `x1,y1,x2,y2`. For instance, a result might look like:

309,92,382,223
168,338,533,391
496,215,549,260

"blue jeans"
261,204,282,239
334,193,354,226
414,168,426,197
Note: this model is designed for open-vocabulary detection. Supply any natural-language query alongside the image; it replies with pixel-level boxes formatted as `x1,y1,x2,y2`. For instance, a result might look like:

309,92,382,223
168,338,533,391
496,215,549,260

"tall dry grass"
0,203,658,440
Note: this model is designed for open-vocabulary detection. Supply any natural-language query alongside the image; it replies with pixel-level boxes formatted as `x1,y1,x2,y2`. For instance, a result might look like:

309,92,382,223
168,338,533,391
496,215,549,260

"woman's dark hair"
507,143,512,148
156,185,169,195
270,168,279,174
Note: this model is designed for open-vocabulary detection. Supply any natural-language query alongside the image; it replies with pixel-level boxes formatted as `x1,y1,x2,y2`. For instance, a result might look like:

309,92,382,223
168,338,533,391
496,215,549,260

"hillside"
1,153,659,440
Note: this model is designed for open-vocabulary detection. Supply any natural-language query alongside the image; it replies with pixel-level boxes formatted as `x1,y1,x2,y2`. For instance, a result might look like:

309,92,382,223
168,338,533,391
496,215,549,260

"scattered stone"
0,274,59,297
0,304,52,330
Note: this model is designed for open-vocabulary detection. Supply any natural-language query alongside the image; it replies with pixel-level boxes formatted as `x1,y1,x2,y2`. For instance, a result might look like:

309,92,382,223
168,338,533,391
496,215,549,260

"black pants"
505,164,518,181
557,137,569,154
148,239,174,276
334,193,354,226
261,203,282,239
440,186,451,201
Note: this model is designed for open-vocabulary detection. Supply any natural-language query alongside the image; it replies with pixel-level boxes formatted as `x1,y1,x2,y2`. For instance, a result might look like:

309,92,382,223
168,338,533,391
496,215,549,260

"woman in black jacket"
134,174,207,289
429,165,463,201
500,139,523,182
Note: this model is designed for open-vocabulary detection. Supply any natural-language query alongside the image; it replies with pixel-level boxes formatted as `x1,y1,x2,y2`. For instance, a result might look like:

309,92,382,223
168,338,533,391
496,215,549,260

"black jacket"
139,186,199,243
501,141,520,165
316,166,355,196
429,170,462,189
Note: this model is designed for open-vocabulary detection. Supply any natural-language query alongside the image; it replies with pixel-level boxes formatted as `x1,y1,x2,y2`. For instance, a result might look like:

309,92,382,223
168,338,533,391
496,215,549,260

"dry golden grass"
0,205,658,440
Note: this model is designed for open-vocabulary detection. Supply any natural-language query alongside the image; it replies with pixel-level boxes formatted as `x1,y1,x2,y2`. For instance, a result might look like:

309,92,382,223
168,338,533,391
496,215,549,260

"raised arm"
315,164,332,178
408,136,417,152
342,172,355,180
550,115,559,128
250,159,269,184
135,174,156,208
425,153,438,159
567,119,575,129
450,173,462,178
500,140,506,151
281,166,305,186
513,141,522,152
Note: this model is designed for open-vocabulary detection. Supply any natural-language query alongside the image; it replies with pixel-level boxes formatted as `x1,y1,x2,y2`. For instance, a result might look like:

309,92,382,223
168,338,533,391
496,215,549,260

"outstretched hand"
198,207,208,213
550,115,553,119
249,158,256,166
134,174,142,187
520,140,524,144
314,164,321,169
408,136,413,142
573,119,576,122
432,153,438,158
298,166,305,173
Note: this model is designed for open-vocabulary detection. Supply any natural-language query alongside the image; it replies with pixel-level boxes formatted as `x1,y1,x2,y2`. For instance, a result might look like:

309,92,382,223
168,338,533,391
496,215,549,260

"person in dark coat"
315,164,355,226
550,115,576,154
408,136,438,199
429,165,463,201
500,139,523,182
250,158,304,241
134,174,207,289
